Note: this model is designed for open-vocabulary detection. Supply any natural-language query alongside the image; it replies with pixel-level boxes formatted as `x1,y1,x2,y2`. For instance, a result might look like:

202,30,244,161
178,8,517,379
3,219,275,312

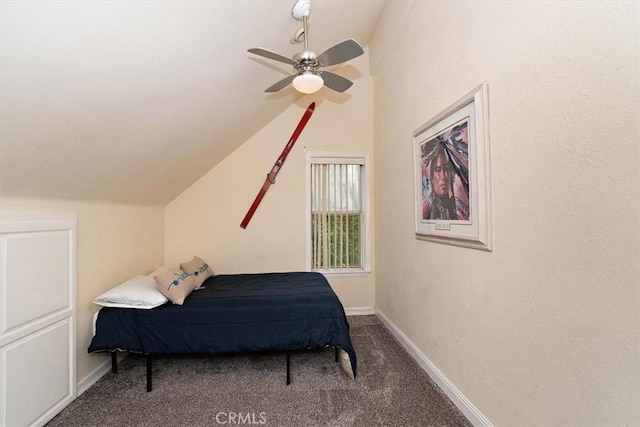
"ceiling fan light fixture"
292,72,323,94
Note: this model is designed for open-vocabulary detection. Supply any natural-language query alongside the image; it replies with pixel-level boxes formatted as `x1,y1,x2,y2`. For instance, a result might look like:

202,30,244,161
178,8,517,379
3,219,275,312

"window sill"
313,269,371,278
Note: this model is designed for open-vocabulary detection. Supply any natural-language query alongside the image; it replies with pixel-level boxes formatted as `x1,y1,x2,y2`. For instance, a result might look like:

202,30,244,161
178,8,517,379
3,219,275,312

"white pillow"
93,275,168,309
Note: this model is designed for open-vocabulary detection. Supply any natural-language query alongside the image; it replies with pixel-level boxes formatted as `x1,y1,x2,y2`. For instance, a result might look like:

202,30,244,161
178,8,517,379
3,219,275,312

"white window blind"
310,162,363,271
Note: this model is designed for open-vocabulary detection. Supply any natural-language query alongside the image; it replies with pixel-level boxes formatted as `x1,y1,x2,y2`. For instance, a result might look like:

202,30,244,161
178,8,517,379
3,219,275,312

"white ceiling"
0,0,385,205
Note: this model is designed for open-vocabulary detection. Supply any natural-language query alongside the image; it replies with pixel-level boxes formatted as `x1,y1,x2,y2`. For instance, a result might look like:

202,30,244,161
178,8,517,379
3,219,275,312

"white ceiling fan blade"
319,71,353,93
265,74,297,92
248,48,298,66
316,39,364,67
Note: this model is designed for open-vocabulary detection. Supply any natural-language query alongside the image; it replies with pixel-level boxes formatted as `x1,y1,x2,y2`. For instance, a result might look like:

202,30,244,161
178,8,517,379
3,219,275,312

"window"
306,152,369,273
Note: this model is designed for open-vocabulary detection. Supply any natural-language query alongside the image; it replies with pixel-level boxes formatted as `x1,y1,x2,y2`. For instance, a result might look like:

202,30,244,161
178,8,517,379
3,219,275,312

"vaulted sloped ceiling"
0,0,384,205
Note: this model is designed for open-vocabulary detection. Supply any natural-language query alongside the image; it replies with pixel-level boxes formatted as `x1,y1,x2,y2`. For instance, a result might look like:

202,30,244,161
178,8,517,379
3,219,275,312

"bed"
88,271,357,391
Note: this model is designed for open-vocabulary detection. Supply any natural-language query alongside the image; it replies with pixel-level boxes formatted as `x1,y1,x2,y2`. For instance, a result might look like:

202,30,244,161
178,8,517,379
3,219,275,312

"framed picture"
412,82,492,251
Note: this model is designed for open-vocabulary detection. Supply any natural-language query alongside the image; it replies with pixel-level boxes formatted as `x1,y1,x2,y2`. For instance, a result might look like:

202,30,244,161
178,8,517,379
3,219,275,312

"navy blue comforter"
88,271,356,376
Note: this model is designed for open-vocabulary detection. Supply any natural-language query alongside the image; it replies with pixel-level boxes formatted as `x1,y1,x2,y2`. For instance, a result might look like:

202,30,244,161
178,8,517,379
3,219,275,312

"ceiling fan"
248,0,364,94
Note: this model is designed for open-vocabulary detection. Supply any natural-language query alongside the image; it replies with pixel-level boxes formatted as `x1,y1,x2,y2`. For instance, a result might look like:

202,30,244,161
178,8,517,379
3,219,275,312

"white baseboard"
77,353,128,396
375,308,493,427
345,306,375,316
77,358,111,396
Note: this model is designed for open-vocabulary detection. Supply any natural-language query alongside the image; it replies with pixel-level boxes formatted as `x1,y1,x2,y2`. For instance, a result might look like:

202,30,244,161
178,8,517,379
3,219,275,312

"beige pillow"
149,265,172,277
339,349,355,380
180,256,214,289
154,269,197,305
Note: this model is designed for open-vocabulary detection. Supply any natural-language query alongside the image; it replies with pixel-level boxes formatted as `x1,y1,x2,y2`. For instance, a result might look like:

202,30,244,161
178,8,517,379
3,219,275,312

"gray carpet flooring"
47,315,471,426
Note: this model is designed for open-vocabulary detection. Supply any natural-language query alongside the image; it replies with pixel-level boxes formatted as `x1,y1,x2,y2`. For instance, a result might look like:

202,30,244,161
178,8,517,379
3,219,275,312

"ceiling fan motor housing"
293,50,316,62
295,62,319,76
293,50,319,75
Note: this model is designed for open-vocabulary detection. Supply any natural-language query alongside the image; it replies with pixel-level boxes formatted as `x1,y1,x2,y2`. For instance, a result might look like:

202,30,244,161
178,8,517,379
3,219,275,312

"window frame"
305,151,371,275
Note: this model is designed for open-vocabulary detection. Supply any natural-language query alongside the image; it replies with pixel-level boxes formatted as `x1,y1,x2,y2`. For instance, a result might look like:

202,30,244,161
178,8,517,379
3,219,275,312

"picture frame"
412,82,492,251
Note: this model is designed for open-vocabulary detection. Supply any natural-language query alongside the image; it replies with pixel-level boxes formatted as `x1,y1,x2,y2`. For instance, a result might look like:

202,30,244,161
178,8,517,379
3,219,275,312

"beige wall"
370,1,639,426
165,52,375,310
0,197,164,384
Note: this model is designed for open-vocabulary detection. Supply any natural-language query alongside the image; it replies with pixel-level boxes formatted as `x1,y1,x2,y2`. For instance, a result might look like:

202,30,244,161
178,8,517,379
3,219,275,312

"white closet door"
0,213,76,427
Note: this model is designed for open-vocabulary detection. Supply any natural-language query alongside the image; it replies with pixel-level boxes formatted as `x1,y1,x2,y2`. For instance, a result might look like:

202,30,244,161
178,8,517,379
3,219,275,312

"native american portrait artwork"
420,118,470,222
413,83,492,251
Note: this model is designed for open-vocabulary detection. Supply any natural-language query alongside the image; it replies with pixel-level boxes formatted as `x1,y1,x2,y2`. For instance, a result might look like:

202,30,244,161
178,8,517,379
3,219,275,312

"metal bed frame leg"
114,349,338,391
146,355,153,392
286,352,291,385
